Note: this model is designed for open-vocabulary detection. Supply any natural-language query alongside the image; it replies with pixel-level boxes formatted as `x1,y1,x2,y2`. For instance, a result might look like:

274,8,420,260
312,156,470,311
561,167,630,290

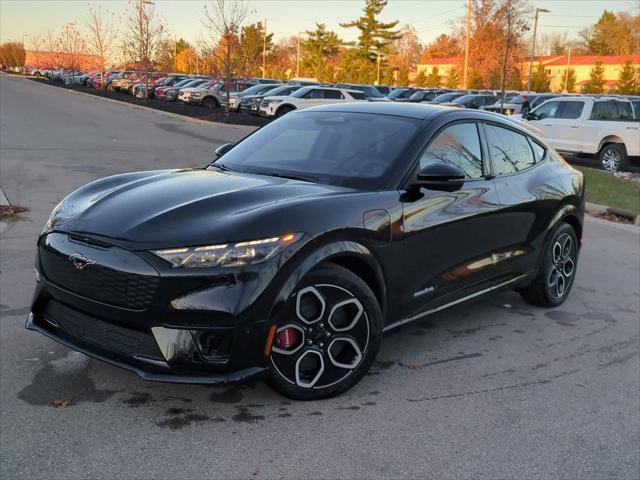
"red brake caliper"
277,328,299,350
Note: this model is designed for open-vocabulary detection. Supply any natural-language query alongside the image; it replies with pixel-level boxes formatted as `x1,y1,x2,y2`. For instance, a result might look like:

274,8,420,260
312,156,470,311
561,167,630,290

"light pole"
376,46,382,85
527,7,550,92
295,32,304,79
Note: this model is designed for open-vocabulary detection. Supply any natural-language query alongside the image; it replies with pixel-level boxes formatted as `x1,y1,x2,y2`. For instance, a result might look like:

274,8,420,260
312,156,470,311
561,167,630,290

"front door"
398,121,503,320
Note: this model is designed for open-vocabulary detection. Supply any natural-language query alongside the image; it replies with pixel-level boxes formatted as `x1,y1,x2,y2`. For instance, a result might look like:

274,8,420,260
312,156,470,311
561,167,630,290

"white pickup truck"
515,96,640,171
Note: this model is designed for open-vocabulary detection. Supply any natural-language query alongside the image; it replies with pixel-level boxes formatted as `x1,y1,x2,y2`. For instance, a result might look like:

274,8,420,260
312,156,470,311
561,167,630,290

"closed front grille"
39,233,159,310
45,301,163,360
260,100,269,108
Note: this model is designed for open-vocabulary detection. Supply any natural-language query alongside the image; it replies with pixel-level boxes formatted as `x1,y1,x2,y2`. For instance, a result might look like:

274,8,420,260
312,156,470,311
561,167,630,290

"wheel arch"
598,135,626,153
275,104,296,115
271,239,387,320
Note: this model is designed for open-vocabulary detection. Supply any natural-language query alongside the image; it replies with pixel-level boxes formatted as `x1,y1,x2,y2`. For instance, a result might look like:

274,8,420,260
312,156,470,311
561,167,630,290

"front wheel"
599,143,628,172
267,264,382,400
202,97,218,109
276,106,294,117
520,223,578,307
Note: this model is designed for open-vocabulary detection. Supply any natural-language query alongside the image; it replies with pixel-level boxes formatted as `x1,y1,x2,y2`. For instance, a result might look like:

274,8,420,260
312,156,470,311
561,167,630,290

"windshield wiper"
262,172,319,183
208,162,234,172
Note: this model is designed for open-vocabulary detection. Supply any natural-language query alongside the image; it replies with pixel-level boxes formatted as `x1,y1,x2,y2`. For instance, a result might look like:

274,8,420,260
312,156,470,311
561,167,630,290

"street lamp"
527,7,550,93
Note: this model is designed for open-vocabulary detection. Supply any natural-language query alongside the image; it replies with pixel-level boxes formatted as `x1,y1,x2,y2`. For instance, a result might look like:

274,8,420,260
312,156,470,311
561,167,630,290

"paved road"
1,74,639,480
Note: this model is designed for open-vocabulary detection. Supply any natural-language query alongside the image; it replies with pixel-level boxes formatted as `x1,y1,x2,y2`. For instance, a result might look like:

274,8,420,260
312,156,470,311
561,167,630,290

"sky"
1,0,639,48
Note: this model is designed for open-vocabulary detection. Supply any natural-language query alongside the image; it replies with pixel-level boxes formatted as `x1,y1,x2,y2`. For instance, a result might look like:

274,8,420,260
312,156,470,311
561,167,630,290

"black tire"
519,222,578,307
276,105,294,117
267,264,382,400
202,97,218,109
34,72,41,78
599,143,628,172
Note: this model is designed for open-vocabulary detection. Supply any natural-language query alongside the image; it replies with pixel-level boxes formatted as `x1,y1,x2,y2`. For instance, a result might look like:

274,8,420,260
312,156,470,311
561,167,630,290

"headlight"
41,202,63,236
151,233,302,268
271,99,283,104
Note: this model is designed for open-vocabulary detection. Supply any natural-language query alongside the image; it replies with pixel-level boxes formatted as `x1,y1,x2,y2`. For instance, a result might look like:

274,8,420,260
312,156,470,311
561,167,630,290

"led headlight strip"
151,233,301,268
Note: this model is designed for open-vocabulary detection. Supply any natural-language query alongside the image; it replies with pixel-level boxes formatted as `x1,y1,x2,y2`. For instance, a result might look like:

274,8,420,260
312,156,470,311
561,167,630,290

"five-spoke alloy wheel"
520,222,579,307
268,264,382,400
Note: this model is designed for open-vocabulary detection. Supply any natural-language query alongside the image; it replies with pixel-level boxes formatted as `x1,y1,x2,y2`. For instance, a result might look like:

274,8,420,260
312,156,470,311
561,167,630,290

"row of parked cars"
31,67,639,172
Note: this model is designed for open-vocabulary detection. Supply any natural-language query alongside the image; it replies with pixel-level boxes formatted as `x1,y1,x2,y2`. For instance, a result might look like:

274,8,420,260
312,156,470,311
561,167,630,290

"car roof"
300,102,454,119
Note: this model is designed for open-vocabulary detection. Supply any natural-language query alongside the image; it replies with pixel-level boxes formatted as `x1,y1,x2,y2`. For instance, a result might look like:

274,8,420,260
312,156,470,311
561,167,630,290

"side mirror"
414,163,466,192
214,143,234,158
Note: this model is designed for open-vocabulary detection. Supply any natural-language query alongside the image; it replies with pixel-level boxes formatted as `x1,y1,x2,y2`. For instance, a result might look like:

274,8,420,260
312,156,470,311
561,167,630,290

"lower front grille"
45,301,164,360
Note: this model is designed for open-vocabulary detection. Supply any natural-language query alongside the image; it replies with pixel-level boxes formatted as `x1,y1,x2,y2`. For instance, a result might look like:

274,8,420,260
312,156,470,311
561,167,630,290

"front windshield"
387,88,409,99
265,85,298,96
213,111,421,189
432,92,463,103
452,95,477,104
172,78,193,88
240,84,269,96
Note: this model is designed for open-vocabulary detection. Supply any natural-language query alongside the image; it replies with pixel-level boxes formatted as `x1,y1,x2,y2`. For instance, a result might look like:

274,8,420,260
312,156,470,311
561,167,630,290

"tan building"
531,54,639,93
416,55,640,92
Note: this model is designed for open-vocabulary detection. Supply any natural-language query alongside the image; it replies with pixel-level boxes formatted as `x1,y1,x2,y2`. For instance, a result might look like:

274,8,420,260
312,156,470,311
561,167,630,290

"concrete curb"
586,202,640,225
22,76,257,135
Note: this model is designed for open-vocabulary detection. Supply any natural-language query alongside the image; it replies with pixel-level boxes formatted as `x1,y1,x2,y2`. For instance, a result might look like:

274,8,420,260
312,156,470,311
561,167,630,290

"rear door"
481,122,556,278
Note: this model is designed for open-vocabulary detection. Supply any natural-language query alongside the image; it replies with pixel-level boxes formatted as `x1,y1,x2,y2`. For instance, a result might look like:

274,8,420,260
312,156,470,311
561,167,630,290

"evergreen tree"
559,67,577,93
396,67,410,86
583,61,606,94
616,59,639,95
488,69,501,90
302,23,341,82
444,67,460,88
530,63,551,92
425,66,441,87
340,0,400,80
414,70,427,87
239,22,273,77
468,71,484,89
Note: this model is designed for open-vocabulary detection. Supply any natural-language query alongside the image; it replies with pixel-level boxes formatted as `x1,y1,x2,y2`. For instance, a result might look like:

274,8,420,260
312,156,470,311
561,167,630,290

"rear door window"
323,89,344,100
484,125,536,175
348,91,366,100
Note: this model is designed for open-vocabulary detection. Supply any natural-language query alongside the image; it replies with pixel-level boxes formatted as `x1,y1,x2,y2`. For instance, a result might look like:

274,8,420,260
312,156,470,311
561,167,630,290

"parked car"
334,83,387,101
240,84,299,114
249,77,282,85
153,75,188,98
483,93,559,115
162,78,210,102
385,87,423,101
109,71,137,91
517,96,640,171
441,94,500,109
407,89,453,103
430,92,469,104
225,83,282,112
374,85,393,95
260,86,366,117
28,102,584,399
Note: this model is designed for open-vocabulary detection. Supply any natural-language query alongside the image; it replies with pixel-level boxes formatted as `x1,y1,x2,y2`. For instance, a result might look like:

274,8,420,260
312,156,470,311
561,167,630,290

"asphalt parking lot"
1,73,639,479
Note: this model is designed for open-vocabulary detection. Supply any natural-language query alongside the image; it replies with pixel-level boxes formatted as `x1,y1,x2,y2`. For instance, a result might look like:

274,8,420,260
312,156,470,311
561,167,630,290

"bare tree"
85,6,117,89
44,28,59,69
59,23,85,80
123,0,164,98
203,0,249,115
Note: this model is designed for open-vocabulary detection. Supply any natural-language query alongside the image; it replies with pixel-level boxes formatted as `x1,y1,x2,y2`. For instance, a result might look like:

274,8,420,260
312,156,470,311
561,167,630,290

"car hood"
50,169,354,248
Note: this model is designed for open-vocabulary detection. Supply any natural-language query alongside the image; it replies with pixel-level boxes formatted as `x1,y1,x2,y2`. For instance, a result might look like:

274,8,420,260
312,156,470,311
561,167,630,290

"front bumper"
25,232,296,385
26,313,266,384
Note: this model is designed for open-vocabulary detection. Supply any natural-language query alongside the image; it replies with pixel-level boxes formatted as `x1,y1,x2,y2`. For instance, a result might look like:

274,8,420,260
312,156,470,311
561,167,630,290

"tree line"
5,0,640,93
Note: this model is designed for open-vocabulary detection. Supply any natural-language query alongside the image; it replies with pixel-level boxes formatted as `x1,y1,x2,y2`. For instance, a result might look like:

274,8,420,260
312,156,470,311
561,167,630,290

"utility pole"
262,19,267,77
564,46,572,93
174,36,177,72
462,0,471,89
527,7,550,92
296,33,301,78
376,47,382,85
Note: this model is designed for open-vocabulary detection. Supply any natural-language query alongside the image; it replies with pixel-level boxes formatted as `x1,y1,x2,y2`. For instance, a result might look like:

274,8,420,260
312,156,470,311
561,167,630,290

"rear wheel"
520,223,578,307
599,143,628,172
268,264,382,400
